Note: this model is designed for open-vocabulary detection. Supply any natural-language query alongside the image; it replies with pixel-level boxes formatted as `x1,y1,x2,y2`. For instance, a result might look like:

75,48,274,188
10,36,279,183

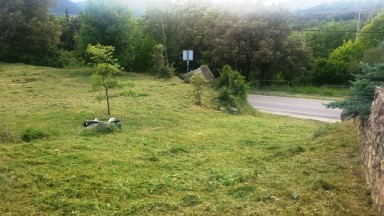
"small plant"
190,73,207,106
0,128,13,143
181,194,201,207
21,128,49,142
228,185,256,199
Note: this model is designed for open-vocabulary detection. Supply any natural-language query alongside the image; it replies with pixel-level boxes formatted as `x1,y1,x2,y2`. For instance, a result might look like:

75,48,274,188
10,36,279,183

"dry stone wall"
358,87,384,215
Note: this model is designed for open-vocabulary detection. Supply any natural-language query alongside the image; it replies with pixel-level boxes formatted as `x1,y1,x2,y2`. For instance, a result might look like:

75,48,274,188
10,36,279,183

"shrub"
158,64,175,78
215,65,249,109
190,73,207,105
310,58,352,85
59,50,83,68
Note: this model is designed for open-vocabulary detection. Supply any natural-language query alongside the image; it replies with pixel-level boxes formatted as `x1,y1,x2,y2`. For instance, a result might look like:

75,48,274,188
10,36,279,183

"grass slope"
0,63,375,215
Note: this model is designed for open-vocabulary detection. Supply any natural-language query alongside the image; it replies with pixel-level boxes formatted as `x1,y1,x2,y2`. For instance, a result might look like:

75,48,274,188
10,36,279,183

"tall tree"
0,0,61,66
59,16,80,51
279,34,313,82
76,0,137,69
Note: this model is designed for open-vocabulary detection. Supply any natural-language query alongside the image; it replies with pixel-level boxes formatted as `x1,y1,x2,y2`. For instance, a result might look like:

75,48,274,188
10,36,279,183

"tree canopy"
0,0,61,66
76,0,137,68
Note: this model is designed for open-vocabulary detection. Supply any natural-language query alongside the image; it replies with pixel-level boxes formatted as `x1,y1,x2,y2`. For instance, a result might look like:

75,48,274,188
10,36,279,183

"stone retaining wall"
358,87,384,215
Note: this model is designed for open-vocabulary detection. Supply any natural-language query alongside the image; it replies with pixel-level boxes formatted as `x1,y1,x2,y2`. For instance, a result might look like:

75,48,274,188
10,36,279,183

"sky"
70,0,341,9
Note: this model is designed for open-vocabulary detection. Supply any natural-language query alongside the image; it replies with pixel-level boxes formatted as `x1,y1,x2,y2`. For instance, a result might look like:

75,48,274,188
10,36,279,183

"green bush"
190,73,207,105
215,65,249,109
59,50,84,68
310,58,352,85
158,65,175,78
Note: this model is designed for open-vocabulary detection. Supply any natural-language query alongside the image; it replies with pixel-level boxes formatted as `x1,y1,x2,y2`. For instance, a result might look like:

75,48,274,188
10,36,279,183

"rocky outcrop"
358,87,384,215
183,65,214,83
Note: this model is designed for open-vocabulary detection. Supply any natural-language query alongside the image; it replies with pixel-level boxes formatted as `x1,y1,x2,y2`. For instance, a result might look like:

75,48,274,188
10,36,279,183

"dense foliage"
0,0,61,66
216,65,249,109
76,0,137,69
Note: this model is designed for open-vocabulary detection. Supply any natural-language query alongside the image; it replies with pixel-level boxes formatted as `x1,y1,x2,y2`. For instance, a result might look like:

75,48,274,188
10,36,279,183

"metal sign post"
183,50,193,72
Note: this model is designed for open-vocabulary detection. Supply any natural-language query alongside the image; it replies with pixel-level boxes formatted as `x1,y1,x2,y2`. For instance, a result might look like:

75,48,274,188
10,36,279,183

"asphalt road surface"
247,95,343,122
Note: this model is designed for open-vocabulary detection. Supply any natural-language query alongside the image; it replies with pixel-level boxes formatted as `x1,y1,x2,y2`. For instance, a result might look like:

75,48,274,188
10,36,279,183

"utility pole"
356,9,362,40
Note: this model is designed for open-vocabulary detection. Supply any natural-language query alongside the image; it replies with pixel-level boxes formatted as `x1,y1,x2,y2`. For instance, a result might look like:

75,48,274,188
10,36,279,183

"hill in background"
50,0,82,15
50,0,384,18
50,0,145,16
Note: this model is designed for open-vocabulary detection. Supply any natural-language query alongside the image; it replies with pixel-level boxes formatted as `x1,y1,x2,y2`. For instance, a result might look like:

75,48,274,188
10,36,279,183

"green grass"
250,85,351,100
0,63,375,215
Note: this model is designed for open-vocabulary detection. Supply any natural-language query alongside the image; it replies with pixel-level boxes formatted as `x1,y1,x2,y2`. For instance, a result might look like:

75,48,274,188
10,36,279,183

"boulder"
183,65,214,83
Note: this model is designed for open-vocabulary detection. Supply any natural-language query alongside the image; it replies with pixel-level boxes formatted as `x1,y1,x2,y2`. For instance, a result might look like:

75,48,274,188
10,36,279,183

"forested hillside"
1,0,384,86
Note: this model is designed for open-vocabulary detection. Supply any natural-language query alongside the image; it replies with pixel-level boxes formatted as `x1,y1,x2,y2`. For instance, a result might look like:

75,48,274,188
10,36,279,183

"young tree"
151,44,174,78
190,73,207,106
86,44,122,115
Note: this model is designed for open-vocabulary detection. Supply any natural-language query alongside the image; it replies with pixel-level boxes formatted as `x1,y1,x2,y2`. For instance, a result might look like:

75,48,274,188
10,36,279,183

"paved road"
247,95,343,122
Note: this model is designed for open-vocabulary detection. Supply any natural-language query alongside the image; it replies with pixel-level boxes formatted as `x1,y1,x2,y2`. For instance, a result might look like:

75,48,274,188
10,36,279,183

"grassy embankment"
0,63,375,215
250,85,351,100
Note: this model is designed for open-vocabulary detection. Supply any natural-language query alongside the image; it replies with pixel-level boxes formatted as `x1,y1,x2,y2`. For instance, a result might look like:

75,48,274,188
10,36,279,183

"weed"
181,194,201,206
315,179,337,191
147,156,160,162
272,146,306,158
228,185,257,199
20,128,49,142
163,147,189,156
0,128,13,143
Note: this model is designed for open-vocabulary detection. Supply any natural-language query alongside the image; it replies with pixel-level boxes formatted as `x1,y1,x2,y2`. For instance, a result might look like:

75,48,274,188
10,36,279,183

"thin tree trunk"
105,87,110,115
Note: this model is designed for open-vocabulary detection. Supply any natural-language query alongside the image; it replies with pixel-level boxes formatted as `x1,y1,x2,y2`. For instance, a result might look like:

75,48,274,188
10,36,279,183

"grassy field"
0,63,376,215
